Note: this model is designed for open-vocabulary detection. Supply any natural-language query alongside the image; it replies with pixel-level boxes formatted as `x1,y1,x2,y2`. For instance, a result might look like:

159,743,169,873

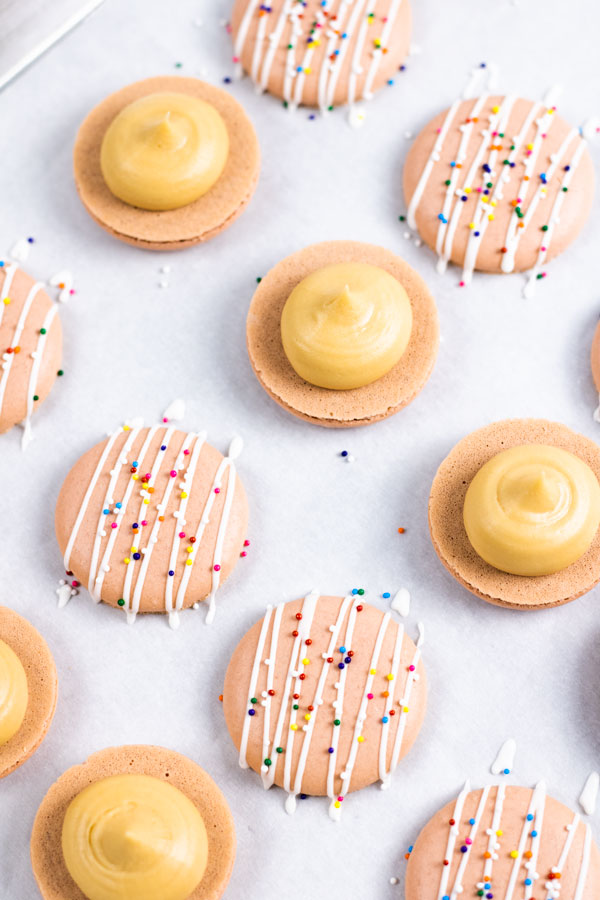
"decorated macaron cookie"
0,606,58,778
0,262,62,449
429,418,600,609
246,241,439,427
405,781,599,899
230,0,411,112
403,86,594,294
222,590,426,817
55,415,248,627
31,744,236,900
74,76,260,249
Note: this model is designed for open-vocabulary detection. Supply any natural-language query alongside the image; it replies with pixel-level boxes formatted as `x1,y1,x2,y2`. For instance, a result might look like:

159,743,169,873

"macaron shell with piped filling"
428,418,600,609
0,606,58,779
31,745,236,900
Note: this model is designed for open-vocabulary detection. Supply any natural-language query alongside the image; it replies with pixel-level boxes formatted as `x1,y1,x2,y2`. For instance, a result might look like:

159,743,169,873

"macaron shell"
30,744,236,900
55,428,248,615
591,320,600,394
0,266,62,434
223,594,426,798
428,418,600,609
73,77,260,249
406,785,600,900
0,606,58,779
403,96,594,274
246,241,439,427
231,0,411,108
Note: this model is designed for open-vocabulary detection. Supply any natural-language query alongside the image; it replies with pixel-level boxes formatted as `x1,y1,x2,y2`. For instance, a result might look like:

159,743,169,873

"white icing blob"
582,116,600,141
579,771,599,815
162,397,186,421
49,270,74,303
9,237,31,263
491,737,517,774
390,587,410,617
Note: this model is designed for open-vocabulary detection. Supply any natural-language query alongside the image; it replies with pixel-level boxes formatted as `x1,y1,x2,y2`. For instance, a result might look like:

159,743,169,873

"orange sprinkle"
398,527,406,534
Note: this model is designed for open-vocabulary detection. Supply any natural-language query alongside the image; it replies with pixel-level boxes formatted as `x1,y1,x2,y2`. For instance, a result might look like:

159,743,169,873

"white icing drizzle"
449,785,490,900
390,586,410,617
239,604,274,768
504,781,546,900
120,426,177,624
524,781,546,900
544,809,580,899
326,599,360,819
437,780,472,900
164,432,207,630
261,603,283,787
582,116,600,141
574,824,592,900
20,302,58,451
63,427,125,570
289,593,355,804
0,264,18,328
523,137,588,297
327,610,392,818
56,580,77,608
482,784,505,884
579,771,599,816
491,737,516,775
235,0,404,113
90,426,159,601
378,620,404,785
387,621,424,777
0,279,43,418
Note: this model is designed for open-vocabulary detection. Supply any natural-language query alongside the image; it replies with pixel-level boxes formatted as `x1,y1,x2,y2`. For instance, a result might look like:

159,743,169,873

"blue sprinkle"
460,846,468,854
503,767,510,775
480,62,487,68
115,502,122,509
339,646,346,653
461,195,467,201
387,79,394,86
248,709,255,716
525,879,532,886
526,814,534,821
338,662,345,670
450,161,456,168
161,445,167,451
469,818,476,825
341,450,348,457
133,552,141,560
344,656,352,664
438,213,448,223
27,237,34,243
132,461,138,467
408,846,413,853
531,829,538,837
351,588,358,595
103,508,110,515
132,522,139,529
0,261,4,267
400,64,406,71
483,164,491,173
223,76,232,84
382,716,389,723
564,164,571,171
168,570,175,576
328,747,334,753
474,231,480,237
308,114,316,120
296,65,303,72
382,592,391,599
300,793,308,799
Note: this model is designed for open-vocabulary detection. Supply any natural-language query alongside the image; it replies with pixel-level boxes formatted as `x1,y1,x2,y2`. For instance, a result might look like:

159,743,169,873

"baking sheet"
0,0,599,896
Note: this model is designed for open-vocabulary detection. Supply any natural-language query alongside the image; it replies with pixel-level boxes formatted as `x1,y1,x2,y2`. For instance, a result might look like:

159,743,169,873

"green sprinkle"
256,276,262,283
40,328,47,335
117,598,125,607
283,100,288,108
328,105,333,111
264,758,272,766
293,704,299,710
536,273,544,280
33,394,39,401
334,719,341,726
541,224,549,231
486,182,493,189
57,369,64,376
444,179,451,186
562,186,568,192
357,588,365,595
276,746,284,754
250,697,258,704
398,215,406,221
174,62,183,68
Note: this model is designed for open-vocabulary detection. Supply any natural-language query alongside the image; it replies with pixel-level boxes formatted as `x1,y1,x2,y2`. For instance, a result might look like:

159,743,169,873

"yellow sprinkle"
488,214,495,221
186,546,193,553
334,800,341,808
387,674,394,681
304,713,311,721
548,108,555,114
464,187,471,194
181,491,188,499
132,474,139,480
481,196,489,204
124,558,130,564
510,851,519,859
131,546,137,553
302,658,310,665
469,223,475,230
123,425,130,432
305,66,312,74
290,724,298,731
492,105,499,113
186,559,193,566
491,200,497,207
357,735,364,743
370,668,376,675
496,830,503,837
403,706,409,713
2,297,10,305
526,143,533,150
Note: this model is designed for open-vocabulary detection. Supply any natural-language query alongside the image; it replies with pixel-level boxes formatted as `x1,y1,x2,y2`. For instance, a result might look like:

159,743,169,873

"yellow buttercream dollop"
0,638,28,745
100,92,229,210
280,262,413,390
61,774,208,900
463,444,600,576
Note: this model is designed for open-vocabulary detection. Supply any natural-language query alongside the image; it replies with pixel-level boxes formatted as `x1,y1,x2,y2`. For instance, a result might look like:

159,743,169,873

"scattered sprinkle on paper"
49,270,75,303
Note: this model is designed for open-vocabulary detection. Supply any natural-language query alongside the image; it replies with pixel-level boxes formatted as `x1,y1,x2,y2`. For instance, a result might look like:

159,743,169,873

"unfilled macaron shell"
230,0,411,109
0,264,62,436
30,745,236,900
222,593,426,803
405,784,600,900
55,426,248,619
428,418,600,609
246,241,439,427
